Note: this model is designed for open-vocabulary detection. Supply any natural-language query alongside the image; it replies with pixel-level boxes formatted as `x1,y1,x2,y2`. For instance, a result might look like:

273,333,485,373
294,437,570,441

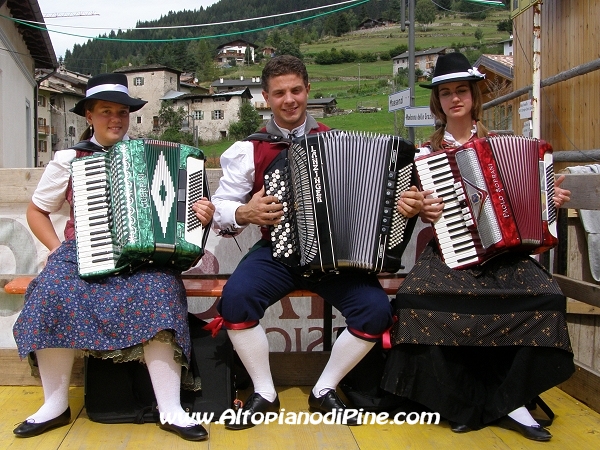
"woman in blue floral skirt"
12,73,214,441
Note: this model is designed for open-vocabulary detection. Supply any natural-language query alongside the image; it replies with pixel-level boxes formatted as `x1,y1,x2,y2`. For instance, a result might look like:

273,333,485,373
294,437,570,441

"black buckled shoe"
225,393,280,430
497,416,552,441
159,422,208,441
308,389,360,426
13,407,71,438
449,421,471,433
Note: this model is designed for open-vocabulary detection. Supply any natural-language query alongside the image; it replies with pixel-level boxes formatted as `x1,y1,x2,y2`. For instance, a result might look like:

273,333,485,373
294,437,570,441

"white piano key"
442,249,479,266
78,261,116,275
437,231,473,245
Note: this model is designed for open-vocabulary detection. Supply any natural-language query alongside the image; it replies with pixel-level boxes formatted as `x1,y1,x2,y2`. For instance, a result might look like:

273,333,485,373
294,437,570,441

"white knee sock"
227,325,277,402
144,340,196,427
27,348,75,423
508,406,539,427
312,329,374,398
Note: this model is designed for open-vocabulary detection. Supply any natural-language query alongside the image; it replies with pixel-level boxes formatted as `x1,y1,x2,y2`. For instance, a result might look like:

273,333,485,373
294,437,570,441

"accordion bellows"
415,135,558,269
71,139,209,278
264,130,417,274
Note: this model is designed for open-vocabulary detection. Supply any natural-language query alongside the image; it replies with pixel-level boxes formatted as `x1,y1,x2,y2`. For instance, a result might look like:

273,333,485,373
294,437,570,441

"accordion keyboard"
415,152,481,268
71,156,116,276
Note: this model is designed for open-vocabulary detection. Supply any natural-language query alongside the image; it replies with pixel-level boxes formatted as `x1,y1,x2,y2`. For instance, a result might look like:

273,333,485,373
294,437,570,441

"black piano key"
86,185,106,192
90,241,113,248
91,250,114,258
89,219,110,227
85,169,105,177
91,256,114,264
85,193,106,200
90,229,111,236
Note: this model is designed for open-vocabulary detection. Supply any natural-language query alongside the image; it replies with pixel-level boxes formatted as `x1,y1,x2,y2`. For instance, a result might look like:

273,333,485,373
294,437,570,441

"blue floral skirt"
13,239,191,363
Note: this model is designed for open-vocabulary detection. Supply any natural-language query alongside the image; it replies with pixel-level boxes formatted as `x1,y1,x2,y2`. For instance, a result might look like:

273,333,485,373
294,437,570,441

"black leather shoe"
497,416,552,441
308,389,360,426
159,422,208,441
449,421,471,433
225,392,280,430
13,407,71,438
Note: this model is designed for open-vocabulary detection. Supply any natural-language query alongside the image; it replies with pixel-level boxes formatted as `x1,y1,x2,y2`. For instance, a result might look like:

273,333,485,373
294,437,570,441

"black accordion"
264,130,417,274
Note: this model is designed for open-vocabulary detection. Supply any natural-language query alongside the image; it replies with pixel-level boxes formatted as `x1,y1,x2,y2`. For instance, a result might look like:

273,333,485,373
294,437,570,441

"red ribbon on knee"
382,315,398,349
347,316,398,348
202,316,224,337
202,316,259,337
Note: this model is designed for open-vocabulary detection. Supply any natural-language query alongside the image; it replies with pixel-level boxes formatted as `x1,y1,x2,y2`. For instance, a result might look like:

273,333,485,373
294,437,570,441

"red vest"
251,123,330,240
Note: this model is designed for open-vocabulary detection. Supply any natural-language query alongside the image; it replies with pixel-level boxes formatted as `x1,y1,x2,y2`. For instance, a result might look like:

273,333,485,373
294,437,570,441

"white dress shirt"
211,120,308,235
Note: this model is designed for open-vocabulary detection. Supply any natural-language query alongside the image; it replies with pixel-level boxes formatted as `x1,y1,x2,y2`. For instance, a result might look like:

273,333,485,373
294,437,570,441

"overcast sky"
36,0,220,57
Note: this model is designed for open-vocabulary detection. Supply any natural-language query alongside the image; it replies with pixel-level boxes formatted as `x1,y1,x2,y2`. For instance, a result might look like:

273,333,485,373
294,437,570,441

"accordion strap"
69,140,107,153
244,132,292,145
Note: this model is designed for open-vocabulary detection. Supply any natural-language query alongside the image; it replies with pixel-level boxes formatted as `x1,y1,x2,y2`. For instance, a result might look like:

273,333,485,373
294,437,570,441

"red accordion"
415,136,558,269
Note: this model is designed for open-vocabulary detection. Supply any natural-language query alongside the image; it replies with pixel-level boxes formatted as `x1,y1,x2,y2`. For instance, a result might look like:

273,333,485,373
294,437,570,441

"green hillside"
197,6,510,158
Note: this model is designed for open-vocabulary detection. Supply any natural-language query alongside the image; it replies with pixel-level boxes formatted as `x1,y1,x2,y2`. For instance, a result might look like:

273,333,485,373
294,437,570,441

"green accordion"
71,139,209,278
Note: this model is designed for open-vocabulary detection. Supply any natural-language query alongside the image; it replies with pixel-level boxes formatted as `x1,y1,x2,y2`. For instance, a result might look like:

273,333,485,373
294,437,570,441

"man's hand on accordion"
235,186,284,226
553,175,571,208
397,186,425,219
192,198,216,227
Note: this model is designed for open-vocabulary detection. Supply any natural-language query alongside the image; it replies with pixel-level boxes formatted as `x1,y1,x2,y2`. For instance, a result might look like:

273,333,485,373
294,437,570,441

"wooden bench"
4,274,404,386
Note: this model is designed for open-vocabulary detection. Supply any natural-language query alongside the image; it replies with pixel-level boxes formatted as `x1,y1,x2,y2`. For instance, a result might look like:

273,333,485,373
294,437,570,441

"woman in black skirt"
381,53,574,442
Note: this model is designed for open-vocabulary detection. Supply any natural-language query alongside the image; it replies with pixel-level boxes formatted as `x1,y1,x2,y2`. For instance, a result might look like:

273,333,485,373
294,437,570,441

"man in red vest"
211,55,423,429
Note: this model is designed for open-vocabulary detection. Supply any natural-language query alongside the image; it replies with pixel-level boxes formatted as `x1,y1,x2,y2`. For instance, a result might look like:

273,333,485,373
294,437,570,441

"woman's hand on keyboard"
419,190,444,223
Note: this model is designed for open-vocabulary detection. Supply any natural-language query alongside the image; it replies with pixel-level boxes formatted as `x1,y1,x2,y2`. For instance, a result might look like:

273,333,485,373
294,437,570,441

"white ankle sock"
508,406,539,427
312,329,374,398
27,348,75,423
144,339,196,427
227,325,277,402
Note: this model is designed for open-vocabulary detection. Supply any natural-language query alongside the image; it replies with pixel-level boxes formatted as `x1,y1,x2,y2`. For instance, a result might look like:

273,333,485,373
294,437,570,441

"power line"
16,1,364,32
4,1,368,44
43,12,99,19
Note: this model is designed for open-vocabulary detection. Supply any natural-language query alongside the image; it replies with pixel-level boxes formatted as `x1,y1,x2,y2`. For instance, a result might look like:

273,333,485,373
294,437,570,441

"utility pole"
401,0,416,143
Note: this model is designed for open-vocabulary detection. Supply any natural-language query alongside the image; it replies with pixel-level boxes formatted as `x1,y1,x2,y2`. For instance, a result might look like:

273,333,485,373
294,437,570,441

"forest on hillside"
63,0,510,79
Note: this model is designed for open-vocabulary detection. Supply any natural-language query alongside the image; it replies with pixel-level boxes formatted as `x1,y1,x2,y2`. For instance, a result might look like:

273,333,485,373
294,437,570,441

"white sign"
519,99,533,119
389,88,411,112
404,107,436,127
522,120,532,138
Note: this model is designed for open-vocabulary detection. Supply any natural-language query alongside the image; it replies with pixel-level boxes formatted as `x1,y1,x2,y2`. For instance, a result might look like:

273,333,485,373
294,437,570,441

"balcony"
255,101,270,110
38,125,50,135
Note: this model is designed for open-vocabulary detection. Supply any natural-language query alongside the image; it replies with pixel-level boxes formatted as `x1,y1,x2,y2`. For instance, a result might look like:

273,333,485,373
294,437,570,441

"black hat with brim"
70,73,147,116
420,52,485,89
